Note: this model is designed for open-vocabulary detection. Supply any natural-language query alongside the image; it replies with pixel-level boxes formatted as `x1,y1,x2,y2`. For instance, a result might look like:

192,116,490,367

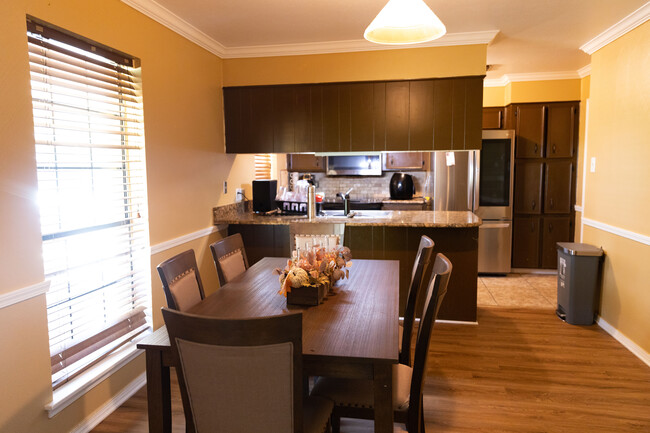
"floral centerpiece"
274,246,352,303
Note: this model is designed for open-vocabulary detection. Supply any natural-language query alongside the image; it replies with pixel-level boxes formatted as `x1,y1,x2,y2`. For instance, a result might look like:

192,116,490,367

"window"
255,154,272,179
27,17,150,389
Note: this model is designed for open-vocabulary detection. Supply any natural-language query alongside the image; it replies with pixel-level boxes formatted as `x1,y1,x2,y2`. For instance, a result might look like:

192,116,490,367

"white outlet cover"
590,157,596,173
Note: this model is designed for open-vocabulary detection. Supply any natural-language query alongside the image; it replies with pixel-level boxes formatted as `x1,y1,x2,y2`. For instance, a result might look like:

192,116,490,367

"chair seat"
304,396,334,433
311,363,412,411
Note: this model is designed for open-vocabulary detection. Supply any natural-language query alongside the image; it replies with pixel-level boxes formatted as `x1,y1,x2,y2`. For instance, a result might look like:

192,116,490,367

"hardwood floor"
92,307,650,432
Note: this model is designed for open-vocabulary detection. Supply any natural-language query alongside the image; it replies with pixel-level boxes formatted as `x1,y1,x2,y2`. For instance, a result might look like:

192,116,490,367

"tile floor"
478,272,558,308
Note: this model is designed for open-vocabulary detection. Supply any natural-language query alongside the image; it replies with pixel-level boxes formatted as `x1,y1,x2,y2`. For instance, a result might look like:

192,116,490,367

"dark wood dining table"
137,257,399,433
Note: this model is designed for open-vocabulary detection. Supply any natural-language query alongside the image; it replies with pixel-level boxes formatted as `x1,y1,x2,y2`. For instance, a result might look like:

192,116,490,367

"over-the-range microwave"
323,152,382,176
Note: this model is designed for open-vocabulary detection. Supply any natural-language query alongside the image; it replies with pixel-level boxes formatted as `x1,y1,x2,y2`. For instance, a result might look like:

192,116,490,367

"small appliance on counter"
389,173,415,200
252,179,278,213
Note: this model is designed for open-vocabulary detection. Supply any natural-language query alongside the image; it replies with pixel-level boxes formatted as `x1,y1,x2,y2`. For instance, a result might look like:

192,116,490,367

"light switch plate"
590,157,596,173
223,181,227,194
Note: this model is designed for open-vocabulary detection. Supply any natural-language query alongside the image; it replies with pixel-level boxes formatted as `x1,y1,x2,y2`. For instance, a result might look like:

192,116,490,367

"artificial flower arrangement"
274,246,353,297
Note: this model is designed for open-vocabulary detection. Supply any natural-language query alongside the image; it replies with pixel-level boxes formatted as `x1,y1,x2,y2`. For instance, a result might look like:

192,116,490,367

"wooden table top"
139,257,399,363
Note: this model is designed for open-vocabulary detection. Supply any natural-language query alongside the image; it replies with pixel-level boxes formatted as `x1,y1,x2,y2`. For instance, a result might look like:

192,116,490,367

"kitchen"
1,1,649,432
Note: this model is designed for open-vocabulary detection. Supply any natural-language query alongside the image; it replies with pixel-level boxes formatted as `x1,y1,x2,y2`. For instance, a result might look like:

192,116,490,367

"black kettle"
389,173,415,200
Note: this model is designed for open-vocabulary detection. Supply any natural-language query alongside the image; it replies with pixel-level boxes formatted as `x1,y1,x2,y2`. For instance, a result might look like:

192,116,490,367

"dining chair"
157,249,205,312
162,308,334,433
209,233,249,286
311,253,452,433
400,235,435,366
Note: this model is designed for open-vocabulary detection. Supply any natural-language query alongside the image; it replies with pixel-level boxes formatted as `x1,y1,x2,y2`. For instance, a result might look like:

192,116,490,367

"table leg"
145,349,171,433
373,362,393,433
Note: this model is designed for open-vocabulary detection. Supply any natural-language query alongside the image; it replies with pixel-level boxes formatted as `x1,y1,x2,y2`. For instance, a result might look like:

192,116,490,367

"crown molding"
580,2,650,55
121,0,497,59
121,0,227,57
222,30,499,58
484,70,582,87
577,64,592,78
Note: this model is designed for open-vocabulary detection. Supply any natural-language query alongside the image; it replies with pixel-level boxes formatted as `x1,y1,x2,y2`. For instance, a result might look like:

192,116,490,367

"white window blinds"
255,154,272,179
27,18,151,389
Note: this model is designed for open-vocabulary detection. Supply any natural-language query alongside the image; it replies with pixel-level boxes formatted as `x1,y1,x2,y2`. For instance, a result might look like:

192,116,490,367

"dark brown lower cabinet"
541,217,571,268
512,217,540,268
229,224,478,322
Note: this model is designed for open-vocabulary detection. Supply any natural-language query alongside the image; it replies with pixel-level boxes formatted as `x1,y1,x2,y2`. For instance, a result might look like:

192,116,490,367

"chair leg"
331,413,340,433
419,397,425,433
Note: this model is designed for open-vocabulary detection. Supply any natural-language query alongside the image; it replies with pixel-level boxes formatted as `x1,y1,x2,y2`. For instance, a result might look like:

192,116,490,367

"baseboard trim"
403,317,478,326
596,316,650,368
69,372,146,433
150,224,227,255
582,217,650,246
511,268,557,275
0,280,50,309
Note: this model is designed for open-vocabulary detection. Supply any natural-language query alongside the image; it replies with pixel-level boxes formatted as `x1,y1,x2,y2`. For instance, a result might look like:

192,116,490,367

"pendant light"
364,0,446,45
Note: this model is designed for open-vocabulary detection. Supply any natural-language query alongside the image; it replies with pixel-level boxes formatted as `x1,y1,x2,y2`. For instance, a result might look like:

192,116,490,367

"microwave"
325,153,382,176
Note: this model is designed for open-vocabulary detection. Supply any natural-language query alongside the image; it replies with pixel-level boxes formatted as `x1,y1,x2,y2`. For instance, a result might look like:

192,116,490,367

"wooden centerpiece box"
287,283,327,306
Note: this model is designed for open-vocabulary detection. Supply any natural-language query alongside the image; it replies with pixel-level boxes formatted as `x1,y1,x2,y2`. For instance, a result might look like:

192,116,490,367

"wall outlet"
223,181,227,194
590,157,596,173
236,188,244,202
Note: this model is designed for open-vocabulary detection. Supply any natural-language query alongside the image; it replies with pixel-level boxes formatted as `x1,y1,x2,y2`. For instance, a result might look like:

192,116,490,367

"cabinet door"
385,81,410,151
514,161,543,214
464,77,484,150
433,79,453,150
286,154,325,172
482,107,504,129
321,84,340,152
544,161,573,214
224,87,244,153
373,82,386,151
273,86,295,153
515,104,545,158
384,152,426,170
512,216,541,268
338,84,351,152
541,216,571,269
293,85,312,153
409,80,434,150
309,85,323,153
546,103,577,158
350,82,375,151
248,86,274,153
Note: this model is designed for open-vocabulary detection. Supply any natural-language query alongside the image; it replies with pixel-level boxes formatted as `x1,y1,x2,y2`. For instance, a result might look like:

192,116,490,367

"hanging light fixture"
364,0,447,45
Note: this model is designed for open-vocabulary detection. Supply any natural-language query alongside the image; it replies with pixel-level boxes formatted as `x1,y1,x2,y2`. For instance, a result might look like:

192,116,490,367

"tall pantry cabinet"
508,102,579,269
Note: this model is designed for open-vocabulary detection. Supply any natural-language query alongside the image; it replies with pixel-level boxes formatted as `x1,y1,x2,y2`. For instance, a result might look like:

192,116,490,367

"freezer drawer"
478,221,512,274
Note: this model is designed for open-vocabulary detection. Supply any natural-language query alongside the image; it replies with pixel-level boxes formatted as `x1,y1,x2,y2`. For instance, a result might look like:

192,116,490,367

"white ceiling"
128,0,648,81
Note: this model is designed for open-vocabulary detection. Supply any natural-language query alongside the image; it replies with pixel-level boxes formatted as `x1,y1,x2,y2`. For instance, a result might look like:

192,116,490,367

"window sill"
45,332,150,418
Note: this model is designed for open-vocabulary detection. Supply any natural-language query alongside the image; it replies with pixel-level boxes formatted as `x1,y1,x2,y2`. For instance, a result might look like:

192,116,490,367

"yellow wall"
583,22,650,352
483,79,582,107
574,74,591,239
0,0,230,431
223,44,487,86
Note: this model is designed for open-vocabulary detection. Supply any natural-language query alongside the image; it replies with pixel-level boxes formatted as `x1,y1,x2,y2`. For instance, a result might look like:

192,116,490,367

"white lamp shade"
364,0,447,45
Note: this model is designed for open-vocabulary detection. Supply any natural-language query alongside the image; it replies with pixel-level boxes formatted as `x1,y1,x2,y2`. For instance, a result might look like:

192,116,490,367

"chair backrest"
210,233,249,286
407,253,452,433
400,235,435,366
157,249,205,312
162,308,303,433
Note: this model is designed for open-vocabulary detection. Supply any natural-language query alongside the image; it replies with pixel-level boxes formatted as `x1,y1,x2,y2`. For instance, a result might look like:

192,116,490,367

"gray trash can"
556,242,604,325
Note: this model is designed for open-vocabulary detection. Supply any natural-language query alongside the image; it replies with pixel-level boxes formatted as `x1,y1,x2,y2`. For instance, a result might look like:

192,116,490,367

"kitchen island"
213,203,480,322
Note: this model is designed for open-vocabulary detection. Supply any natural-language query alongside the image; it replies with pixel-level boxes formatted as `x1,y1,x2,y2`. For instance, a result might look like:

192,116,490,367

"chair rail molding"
0,280,50,309
582,217,650,246
150,225,228,255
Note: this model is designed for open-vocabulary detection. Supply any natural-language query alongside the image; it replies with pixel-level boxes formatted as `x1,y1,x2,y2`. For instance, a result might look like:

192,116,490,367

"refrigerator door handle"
472,151,480,213
481,222,511,229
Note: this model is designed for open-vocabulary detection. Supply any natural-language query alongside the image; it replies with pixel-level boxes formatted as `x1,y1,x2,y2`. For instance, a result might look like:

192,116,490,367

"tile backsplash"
312,172,428,201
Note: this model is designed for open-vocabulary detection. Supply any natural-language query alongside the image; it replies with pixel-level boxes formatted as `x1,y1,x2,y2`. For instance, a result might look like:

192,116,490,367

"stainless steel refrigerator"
432,129,515,274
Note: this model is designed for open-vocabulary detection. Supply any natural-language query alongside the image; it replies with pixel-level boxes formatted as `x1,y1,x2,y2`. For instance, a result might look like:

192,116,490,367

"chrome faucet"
337,188,354,216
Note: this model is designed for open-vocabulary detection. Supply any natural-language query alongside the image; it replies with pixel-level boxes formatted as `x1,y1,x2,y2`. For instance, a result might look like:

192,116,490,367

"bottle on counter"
307,185,316,220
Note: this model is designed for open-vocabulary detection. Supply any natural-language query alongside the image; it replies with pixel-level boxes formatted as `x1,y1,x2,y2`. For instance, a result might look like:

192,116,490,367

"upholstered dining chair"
157,249,205,312
399,236,435,366
209,233,249,286
311,253,452,433
162,308,334,433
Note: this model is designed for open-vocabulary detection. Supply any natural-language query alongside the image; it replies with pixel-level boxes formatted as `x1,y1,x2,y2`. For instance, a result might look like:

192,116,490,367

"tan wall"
483,79,582,107
223,44,487,86
0,0,230,431
574,75,591,240
583,22,650,352
483,86,506,107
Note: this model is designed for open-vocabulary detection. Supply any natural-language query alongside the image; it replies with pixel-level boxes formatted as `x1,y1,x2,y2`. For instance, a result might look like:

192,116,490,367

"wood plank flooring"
92,307,650,432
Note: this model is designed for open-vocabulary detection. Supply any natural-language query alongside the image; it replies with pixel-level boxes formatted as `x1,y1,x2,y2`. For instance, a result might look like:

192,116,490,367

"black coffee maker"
389,173,415,200
252,180,278,213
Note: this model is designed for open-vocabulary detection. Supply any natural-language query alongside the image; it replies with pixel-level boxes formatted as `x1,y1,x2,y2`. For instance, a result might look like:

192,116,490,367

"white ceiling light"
364,0,447,45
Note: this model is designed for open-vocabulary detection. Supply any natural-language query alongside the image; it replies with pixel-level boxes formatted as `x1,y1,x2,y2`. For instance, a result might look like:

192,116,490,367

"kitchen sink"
319,210,392,219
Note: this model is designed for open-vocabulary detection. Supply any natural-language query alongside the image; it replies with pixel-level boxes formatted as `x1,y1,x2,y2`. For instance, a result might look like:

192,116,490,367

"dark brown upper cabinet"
223,76,484,153
515,104,545,158
482,107,504,129
514,161,543,214
546,103,577,158
286,154,326,172
544,161,574,214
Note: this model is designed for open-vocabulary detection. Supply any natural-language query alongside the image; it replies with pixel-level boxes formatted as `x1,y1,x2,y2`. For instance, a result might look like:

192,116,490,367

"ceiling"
128,0,648,82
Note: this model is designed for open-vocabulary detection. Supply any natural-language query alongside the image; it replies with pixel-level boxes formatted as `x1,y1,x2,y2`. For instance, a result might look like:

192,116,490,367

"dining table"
137,256,400,433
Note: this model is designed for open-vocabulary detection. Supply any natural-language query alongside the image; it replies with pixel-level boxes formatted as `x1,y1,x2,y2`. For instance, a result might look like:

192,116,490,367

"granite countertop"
213,202,481,228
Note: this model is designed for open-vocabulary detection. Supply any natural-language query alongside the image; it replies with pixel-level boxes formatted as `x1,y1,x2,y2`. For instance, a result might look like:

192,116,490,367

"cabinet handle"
531,200,536,210
548,223,554,232
390,158,394,165
534,143,538,154
421,159,425,167
550,198,554,209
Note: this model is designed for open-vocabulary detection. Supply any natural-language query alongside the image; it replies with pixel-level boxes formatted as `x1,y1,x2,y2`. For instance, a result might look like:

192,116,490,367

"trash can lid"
556,242,604,256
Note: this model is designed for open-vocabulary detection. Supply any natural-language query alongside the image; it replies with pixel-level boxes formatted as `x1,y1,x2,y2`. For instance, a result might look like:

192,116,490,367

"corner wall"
582,21,650,354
